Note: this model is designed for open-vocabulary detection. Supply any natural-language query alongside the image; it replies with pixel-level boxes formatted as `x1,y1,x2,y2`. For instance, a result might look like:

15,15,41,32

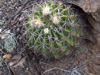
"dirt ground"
0,0,100,75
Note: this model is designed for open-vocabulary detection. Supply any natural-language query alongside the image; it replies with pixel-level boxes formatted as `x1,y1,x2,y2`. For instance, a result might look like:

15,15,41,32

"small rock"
0,33,9,39
19,17,24,21
0,21,4,26
5,30,10,33
0,70,3,74
3,54,12,61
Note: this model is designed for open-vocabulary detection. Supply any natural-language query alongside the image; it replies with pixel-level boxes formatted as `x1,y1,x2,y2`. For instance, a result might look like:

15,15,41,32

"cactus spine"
25,1,82,58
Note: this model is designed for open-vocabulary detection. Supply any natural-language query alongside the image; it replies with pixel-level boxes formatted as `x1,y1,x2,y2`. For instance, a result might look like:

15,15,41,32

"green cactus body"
25,1,82,58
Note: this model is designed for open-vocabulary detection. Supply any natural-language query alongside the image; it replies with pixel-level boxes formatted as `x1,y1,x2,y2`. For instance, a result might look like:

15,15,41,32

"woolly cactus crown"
25,0,83,58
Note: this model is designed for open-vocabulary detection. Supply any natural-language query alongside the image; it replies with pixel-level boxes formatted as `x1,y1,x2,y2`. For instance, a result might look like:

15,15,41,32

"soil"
0,0,100,75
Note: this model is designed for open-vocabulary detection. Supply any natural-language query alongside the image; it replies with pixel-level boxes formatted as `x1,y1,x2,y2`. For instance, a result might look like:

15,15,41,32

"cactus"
25,1,83,58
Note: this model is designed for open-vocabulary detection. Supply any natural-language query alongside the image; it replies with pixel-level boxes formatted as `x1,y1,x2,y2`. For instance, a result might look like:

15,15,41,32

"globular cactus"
25,1,83,58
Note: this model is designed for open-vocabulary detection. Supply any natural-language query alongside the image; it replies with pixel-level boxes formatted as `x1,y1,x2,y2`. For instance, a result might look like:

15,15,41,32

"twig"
4,61,12,75
12,0,29,18
5,0,29,29
83,56,100,64
43,67,71,74
40,61,54,67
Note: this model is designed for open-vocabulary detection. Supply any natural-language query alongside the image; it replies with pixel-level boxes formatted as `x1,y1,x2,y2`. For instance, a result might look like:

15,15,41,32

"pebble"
3,54,12,61
0,70,3,74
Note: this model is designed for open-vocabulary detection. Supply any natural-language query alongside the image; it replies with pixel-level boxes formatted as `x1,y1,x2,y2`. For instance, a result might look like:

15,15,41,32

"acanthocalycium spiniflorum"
25,0,83,58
